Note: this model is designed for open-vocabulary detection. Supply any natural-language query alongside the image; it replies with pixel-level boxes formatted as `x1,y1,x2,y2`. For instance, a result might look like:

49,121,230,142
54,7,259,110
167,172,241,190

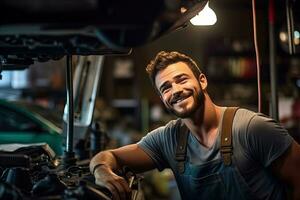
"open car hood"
0,0,207,62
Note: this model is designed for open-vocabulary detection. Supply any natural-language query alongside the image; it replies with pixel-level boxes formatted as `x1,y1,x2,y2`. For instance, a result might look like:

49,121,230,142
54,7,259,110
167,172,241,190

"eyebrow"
158,74,188,92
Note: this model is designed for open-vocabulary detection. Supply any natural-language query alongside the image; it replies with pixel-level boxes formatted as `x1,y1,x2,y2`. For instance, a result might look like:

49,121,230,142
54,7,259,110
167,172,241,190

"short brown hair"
146,51,202,90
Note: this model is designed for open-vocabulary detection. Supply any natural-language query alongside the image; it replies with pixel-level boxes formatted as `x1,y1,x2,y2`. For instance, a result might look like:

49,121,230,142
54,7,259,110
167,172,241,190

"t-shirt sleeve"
246,113,294,167
137,126,172,171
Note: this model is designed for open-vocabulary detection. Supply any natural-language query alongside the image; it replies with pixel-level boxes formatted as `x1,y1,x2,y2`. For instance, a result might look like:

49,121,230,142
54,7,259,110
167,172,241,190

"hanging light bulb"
190,2,217,26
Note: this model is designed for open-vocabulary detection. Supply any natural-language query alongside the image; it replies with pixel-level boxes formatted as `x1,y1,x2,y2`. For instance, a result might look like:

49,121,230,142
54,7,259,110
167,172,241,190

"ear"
198,73,208,90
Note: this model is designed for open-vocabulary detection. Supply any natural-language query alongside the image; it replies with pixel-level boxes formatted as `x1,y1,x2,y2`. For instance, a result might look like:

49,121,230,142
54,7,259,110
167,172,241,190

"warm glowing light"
181,7,187,14
280,32,288,42
190,2,217,26
279,30,300,45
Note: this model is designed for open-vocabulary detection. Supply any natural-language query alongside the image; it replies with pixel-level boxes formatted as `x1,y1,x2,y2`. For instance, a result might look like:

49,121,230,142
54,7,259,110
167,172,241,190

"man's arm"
271,141,300,200
90,144,155,200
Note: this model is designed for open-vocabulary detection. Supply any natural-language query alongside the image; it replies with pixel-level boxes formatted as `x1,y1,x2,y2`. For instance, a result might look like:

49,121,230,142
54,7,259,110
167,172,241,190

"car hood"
0,0,207,61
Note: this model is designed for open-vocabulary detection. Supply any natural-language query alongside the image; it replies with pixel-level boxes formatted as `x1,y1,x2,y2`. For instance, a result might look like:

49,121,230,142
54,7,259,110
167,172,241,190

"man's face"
155,62,204,118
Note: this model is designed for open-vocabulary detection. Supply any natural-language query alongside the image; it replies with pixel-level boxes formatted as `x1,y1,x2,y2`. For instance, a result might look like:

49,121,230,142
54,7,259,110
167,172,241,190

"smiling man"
90,51,300,200
156,61,204,118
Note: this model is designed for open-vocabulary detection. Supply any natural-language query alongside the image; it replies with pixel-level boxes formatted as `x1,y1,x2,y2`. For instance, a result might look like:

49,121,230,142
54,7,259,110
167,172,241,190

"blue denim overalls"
174,107,258,200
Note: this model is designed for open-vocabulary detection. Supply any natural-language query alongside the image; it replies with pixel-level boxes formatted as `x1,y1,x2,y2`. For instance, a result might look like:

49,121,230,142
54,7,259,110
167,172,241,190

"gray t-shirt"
137,108,293,199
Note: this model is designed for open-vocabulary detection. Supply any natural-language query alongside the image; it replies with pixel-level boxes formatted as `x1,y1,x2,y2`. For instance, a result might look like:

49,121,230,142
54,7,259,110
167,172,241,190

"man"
90,51,300,200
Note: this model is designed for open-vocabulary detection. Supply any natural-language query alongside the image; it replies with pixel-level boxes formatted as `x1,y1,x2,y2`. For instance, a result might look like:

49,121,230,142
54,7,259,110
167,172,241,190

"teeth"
171,95,190,105
174,97,185,104
171,94,192,105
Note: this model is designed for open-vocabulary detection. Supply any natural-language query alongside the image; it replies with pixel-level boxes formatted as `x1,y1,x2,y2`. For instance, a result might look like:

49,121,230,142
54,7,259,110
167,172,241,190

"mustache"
166,89,205,118
170,92,191,104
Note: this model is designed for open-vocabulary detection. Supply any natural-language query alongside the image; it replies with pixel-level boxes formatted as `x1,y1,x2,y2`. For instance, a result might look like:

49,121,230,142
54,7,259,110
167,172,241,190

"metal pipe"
286,0,295,54
269,0,278,121
66,55,74,153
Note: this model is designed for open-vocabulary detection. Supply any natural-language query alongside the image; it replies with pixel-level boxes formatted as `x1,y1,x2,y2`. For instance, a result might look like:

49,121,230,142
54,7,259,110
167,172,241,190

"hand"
94,165,131,200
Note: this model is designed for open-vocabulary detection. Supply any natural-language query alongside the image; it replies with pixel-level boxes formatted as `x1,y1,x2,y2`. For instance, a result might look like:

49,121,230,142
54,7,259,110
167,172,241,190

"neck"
182,94,222,147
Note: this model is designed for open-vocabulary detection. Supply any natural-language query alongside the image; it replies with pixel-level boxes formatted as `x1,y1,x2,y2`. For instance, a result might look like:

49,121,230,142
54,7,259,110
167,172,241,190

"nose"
172,83,183,97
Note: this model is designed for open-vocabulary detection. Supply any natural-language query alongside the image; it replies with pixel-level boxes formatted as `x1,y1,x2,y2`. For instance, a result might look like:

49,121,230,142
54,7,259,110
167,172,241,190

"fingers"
106,182,127,200
116,177,131,199
95,174,131,200
106,183,120,200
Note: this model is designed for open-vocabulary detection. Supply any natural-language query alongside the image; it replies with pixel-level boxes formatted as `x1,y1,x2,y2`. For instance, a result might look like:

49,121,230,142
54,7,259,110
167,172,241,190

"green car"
0,99,63,155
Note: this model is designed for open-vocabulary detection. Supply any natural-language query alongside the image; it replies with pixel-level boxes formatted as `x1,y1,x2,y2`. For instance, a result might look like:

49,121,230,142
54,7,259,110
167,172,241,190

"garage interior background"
0,0,299,198
2,2,298,132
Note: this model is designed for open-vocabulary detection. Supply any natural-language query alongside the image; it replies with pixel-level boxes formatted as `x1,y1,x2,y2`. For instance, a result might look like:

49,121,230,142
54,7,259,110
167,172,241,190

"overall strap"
175,121,189,174
220,107,239,166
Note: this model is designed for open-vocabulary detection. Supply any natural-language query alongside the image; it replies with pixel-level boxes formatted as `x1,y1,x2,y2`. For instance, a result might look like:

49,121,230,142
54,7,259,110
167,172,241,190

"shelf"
208,77,258,84
206,56,257,80
207,52,255,57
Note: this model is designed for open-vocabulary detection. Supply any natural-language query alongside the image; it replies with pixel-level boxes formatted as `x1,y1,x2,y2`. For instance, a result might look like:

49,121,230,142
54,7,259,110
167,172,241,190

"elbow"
89,150,114,173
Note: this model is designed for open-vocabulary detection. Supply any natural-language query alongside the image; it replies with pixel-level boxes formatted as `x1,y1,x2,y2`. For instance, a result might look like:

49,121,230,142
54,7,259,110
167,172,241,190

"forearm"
90,144,155,175
90,150,121,174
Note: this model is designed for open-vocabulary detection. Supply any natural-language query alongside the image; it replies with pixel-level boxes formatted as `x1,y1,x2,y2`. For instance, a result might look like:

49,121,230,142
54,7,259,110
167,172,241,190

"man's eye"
161,87,170,94
180,78,187,83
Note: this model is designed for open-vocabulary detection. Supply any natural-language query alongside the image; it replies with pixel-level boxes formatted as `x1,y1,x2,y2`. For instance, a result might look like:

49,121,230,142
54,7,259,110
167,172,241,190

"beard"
166,88,205,118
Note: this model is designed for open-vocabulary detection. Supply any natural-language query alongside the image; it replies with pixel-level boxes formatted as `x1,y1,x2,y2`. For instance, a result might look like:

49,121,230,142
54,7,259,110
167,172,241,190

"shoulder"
231,108,257,142
231,108,257,156
232,108,257,130
232,108,293,167
137,119,181,170
245,111,292,150
148,119,180,136
139,119,180,144
231,108,282,136
234,108,290,139
232,108,290,143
